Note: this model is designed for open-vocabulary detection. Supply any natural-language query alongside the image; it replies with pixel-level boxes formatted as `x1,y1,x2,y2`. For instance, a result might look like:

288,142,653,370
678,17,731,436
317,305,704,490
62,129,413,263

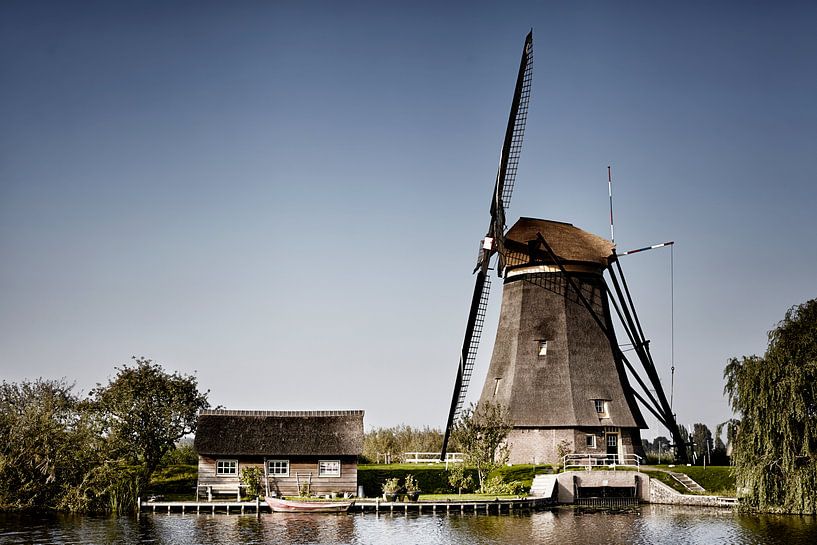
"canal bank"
138,469,736,515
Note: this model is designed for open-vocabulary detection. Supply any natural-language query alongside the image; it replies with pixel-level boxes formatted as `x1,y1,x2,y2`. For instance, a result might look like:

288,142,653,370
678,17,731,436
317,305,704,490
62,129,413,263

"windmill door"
606,432,620,464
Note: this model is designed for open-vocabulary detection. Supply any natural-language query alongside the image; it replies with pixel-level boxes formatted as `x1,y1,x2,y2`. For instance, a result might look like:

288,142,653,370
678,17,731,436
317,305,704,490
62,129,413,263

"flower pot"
383,493,398,502
405,491,420,502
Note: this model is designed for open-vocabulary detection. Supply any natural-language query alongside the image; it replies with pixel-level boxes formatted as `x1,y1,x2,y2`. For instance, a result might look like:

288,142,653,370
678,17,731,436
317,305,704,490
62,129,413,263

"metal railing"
563,453,642,471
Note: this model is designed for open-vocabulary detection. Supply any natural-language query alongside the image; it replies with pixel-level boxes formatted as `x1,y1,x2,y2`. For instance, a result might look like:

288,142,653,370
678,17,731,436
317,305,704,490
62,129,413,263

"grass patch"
645,466,736,497
643,470,690,494
662,465,736,496
418,493,523,501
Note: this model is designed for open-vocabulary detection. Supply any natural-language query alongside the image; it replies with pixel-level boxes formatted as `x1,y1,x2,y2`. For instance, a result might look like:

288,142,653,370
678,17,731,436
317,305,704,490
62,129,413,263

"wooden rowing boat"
265,496,354,513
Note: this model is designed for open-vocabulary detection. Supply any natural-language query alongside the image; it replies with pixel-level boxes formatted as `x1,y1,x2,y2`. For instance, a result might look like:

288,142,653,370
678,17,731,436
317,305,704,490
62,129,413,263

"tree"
691,423,713,465
724,298,817,514
0,379,100,510
91,358,210,480
447,464,474,495
451,401,512,493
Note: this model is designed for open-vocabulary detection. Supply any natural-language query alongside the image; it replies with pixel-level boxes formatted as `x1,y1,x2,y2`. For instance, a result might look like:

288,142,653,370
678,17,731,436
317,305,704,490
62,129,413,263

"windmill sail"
441,32,533,459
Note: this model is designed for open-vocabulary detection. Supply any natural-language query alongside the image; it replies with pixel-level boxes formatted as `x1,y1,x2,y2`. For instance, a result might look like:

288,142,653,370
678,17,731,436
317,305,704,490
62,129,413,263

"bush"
358,465,477,496
148,464,197,495
483,475,525,495
159,441,198,466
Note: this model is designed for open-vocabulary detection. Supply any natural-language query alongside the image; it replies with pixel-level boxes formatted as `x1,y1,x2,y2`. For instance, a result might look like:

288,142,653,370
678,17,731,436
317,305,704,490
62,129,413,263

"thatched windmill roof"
194,410,364,456
505,217,614,267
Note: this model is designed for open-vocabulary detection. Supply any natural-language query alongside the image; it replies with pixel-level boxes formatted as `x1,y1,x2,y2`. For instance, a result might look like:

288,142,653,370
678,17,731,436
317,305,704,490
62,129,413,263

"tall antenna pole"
608,165,615,244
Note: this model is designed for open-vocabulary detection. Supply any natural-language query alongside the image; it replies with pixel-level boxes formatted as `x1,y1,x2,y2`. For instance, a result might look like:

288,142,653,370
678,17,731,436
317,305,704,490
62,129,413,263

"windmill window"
267,459,290,477
586,434,597,448
594,400,609,417
318,460,341,477
538,340,548,357
216,459,238,476
493,377,502,398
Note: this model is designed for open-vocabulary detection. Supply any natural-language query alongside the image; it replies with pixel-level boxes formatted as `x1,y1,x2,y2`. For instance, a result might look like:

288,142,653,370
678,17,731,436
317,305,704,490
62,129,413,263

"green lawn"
417,494,523,501
645,465,736,497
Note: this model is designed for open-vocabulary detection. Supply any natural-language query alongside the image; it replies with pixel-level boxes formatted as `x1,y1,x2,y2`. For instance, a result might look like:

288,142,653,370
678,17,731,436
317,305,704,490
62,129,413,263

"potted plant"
382,477,400,502
404,474,420,502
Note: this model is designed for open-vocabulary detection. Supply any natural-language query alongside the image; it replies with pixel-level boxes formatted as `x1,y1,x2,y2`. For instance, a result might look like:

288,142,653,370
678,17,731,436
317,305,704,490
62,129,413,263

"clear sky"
2,1,815,439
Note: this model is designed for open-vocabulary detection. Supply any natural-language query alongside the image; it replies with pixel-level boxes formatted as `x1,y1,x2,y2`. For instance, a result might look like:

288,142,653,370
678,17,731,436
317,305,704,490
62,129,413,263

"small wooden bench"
197,484,245,501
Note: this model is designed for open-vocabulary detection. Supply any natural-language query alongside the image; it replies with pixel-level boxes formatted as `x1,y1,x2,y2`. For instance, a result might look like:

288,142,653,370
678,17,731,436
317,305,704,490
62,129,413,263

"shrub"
483,475,524,495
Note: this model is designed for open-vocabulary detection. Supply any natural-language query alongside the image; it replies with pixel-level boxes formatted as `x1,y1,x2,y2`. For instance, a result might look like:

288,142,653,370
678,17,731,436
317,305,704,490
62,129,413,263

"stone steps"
667,471,706,493
529,474,558,498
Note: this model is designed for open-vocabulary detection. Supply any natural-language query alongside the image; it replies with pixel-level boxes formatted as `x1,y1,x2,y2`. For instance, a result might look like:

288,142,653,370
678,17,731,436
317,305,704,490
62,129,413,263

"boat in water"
265,496,354,513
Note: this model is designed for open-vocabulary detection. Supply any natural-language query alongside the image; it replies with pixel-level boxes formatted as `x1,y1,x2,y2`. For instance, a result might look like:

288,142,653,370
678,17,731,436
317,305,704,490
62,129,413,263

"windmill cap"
505,217,614,267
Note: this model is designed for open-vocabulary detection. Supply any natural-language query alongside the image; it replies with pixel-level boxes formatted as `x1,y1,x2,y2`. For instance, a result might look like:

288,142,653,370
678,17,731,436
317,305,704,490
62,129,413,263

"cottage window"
216,459,238,476
594,400,609,417
538,340,548,357
586,434,596,449
268,459,290,477
318,460,341,477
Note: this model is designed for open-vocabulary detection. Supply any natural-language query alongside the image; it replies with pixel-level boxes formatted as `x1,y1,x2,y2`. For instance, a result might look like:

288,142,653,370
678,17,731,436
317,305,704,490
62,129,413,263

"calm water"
2,506,817,545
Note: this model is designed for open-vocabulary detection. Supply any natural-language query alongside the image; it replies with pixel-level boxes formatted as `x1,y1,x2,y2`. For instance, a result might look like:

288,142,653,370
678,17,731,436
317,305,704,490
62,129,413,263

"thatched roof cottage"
194,409,364,499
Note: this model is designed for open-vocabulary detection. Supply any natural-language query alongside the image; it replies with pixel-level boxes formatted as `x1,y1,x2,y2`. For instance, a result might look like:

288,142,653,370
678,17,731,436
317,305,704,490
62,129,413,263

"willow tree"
724,298,817,513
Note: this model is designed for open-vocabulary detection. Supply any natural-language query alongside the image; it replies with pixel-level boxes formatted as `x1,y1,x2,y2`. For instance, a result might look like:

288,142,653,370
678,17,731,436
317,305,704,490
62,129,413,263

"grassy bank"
642,465,735,497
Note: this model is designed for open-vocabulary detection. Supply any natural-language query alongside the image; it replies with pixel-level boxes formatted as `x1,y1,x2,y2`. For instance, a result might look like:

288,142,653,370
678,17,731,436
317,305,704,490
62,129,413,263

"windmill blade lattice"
441,32,533,459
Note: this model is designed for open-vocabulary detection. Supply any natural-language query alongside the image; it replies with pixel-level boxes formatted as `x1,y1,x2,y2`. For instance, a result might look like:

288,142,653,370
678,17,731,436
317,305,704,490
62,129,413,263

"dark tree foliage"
0,380,100,510
724,298,817,514
91,357,210,479
691,423,713,464
0,358,210,514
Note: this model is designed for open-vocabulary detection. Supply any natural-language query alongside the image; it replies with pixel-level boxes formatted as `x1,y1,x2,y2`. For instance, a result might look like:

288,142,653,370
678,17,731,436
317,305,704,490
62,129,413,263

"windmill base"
505,427,644,465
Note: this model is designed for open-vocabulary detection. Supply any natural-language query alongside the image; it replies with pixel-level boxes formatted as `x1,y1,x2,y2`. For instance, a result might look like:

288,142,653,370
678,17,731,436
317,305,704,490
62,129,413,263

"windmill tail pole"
608,165,614,244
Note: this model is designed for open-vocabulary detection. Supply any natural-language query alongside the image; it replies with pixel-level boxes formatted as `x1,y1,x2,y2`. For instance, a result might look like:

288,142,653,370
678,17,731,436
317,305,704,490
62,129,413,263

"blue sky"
2,1,815,438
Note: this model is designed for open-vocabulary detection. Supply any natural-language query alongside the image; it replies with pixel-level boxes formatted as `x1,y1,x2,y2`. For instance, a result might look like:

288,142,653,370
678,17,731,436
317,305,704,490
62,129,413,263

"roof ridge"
199,409,364,417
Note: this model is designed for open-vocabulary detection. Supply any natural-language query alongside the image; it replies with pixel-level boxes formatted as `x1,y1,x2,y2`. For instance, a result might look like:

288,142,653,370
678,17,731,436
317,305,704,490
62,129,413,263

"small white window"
586,434,596,448
538,340,548,357
216,459,238,476
493,377,502,398
268,459,290,477
318,460,341,477
594,400,609,417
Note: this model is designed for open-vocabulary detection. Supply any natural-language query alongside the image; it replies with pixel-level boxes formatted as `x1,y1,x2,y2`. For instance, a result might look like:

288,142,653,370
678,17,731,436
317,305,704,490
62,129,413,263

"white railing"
563,453,642,471
403,452,464,468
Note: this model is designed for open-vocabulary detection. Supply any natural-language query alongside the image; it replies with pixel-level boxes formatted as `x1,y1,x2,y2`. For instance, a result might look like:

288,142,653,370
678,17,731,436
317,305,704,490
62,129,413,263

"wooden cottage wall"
197,456,241,487
197,455,358,497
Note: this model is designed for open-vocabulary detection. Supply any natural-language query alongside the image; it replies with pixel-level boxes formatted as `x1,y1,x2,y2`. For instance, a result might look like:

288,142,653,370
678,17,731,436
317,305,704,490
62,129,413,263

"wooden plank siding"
198,455,357,497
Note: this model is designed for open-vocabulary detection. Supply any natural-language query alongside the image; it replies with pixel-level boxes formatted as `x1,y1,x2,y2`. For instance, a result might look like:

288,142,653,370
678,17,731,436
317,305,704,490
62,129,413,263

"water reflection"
1,508,817,545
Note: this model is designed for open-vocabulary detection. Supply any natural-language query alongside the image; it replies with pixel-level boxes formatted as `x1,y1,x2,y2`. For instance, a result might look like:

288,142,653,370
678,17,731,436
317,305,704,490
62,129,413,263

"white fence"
403,452,464,469
563,453,642,471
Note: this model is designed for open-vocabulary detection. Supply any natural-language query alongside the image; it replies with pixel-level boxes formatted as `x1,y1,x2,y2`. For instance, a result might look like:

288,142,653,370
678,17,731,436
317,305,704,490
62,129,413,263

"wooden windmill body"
476,218,646,464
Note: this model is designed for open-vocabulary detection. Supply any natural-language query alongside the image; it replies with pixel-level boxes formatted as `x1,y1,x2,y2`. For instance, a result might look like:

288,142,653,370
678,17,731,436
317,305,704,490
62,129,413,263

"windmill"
440,32,688,464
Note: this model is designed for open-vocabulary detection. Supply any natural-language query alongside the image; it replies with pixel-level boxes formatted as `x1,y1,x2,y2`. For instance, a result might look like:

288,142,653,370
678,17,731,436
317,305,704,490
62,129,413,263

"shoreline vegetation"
2,298,814,515
144,462,738,503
